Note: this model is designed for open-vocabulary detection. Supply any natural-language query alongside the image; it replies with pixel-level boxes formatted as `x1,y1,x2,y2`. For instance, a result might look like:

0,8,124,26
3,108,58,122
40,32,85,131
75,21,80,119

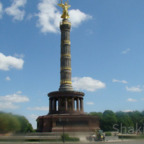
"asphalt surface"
0,140,144,144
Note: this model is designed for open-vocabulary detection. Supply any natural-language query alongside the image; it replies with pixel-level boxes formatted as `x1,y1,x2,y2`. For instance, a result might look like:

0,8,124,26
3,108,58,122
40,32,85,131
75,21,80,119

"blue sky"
0,0,144,129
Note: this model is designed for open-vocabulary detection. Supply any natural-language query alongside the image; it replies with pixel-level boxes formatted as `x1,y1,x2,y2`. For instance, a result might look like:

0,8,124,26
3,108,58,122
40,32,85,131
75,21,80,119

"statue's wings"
58,3,64,8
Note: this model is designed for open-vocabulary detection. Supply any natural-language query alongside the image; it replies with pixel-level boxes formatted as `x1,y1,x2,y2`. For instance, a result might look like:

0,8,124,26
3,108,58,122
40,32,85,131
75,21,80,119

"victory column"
37,0,99,132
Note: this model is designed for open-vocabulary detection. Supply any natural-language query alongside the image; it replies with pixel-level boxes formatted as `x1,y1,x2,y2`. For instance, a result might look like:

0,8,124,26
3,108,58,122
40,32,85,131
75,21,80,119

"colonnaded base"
37,114,99,132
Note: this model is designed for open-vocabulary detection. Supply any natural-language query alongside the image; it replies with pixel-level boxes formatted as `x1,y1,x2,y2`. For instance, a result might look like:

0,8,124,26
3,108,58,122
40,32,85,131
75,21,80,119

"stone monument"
37,0,99,132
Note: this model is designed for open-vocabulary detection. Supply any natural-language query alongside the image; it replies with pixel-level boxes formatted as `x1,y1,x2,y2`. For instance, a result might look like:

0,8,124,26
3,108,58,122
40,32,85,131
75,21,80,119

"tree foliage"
89,110,144,132
0,112,33,134
101,110,117,131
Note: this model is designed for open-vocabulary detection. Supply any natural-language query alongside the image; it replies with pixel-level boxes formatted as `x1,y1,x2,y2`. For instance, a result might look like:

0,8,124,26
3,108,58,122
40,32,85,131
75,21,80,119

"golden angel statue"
58,0,71,19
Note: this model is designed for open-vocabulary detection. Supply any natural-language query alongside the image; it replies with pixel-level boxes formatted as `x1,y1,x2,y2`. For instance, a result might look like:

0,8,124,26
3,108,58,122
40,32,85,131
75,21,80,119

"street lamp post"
63,122,65,143
59,118,65,144
59,118,68,143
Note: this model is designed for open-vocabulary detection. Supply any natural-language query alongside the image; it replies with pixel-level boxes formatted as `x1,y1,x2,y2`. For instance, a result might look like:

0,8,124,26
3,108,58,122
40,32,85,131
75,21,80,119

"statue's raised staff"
58,0,71,19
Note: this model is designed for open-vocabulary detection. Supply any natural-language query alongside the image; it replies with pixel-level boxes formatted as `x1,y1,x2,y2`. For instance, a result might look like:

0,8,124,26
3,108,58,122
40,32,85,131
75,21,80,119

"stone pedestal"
37,114,99,132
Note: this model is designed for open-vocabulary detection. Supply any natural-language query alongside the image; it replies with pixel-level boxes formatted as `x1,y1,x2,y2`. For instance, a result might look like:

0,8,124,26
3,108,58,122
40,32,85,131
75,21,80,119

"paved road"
0,140,144,144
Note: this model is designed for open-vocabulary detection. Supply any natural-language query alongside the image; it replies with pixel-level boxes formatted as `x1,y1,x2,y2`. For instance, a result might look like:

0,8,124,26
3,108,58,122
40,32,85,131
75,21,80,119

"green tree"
16,115,34,133
116,111,134,126
0,112,33,133
0,113,9,133
115,111,134,133
25,123,34,133
0,113,20,133
128,111,143,128
101,110,117,131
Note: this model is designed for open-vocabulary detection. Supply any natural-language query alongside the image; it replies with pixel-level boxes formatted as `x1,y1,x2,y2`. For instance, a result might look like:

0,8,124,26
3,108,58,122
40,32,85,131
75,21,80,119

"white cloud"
16,91,22,94
36,0,61,33
123,110,133,112
5,0,27,21
27,106,49,111
0,2,3,19
14,53,24,58
5,76,11,81
29,114,38,120
0,91,29,110
127,98,137,102
72,77,106,92
112,79,128,84
0,52,24,71
86,102,94,105
122,48,131,54
36,0,92,33
0,101,18,110
28,114,38,129
69,9,92,27
0,91,29,103
126,86,142,92
26,13,33,20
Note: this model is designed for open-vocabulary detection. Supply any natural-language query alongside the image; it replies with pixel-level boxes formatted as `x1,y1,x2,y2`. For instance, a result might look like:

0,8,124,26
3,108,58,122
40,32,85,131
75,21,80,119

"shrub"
61,133,79,142
105,132,112,136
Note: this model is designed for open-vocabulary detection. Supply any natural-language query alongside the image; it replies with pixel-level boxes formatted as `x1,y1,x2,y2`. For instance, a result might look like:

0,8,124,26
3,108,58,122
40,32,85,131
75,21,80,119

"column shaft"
59,20,73,91
49,98,51,113
58,98,60,111
77,98,79,111
80,98,84,112
72,98,74,111
65,98,68,111
54,99,56,112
